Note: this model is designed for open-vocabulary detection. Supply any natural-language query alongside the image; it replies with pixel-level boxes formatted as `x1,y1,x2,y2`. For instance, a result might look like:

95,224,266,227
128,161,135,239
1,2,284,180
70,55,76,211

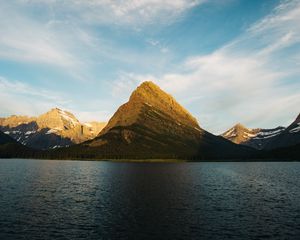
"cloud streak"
0,2,79,67
0,76,70,116
23,0,206,26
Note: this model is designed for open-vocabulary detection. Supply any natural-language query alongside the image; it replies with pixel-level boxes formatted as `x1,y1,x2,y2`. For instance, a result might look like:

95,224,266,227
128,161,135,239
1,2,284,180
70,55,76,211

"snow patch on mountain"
58,109,79,126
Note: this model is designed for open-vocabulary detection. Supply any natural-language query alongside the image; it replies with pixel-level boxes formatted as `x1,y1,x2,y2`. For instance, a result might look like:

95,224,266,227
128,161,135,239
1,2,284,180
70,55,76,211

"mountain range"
221,114,300,151
0,81,299,161
0,109,106,150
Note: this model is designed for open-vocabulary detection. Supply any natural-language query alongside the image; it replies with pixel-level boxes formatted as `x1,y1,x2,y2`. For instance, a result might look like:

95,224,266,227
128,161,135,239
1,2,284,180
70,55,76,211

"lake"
0,159,299,239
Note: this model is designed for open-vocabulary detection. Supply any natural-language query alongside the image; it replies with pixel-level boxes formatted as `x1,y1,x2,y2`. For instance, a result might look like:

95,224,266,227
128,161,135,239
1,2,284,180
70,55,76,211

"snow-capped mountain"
0,108,106,150
222,113,300,150
221,123,285,150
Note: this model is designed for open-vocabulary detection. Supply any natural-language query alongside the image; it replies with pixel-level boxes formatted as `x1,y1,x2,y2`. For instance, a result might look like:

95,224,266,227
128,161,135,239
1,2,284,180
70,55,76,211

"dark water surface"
0,159,299,240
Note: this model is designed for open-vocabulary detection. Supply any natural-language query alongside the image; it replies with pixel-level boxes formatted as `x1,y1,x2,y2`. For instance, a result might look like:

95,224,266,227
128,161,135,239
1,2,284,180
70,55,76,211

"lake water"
0,159,299,239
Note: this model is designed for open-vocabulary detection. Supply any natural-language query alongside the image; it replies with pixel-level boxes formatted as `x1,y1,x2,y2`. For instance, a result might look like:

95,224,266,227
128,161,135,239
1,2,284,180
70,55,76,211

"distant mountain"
222,113,300,150
59,81,253,160
264,113,300,150
221,123,285,150
0,108,106,150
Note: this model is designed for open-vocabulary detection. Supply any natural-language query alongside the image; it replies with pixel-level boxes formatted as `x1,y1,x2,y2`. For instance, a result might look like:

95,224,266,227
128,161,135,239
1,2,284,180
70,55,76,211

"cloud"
0,76,113,122
23,0,205,26
0,0,201,82
0,2,79,67
0,76,69,116
113,0,300,133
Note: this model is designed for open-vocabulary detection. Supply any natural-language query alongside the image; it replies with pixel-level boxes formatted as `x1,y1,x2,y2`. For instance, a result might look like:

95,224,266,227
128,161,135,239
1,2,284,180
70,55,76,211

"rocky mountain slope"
221,123,285,150
0,108,106,150
59,81,253,160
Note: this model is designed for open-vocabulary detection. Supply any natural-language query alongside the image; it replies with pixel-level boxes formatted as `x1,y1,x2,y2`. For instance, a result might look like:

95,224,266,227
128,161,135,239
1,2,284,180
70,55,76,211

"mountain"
0,108,106,150
222,113,300,150
221,123,285,150
0,130,34,158
264,113,300,150
59,81,253,160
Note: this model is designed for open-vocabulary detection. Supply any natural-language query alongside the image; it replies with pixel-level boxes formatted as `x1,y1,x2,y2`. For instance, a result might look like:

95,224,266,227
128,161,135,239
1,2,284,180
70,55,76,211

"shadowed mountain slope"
264,113,300,150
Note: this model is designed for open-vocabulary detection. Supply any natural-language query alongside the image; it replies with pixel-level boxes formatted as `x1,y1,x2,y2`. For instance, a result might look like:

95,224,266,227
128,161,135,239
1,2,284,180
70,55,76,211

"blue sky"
0,0,300,134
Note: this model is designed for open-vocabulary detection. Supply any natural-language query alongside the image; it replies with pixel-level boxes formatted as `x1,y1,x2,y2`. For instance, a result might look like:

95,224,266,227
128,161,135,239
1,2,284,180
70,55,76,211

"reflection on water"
0,159,299,239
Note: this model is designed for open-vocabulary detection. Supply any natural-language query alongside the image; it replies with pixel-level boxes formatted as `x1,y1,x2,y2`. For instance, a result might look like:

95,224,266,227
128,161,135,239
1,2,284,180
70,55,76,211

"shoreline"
0,157,299,163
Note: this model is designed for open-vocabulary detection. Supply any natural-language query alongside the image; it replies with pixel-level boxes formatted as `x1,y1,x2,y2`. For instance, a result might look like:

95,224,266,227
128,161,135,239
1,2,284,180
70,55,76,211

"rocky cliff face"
0,108,106,150
77,81,251,159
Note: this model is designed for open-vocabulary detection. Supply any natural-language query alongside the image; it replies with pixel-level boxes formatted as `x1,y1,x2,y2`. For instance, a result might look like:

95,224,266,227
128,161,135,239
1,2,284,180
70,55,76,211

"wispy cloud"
0,2,78,67
24,0,206,27
0,0,202,81
0,76,69,116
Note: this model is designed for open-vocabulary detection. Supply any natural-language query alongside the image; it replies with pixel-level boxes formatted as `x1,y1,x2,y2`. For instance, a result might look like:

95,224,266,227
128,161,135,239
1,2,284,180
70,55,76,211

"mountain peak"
236,122,243,126
37,108,80,130
138,80,157,89
234,123,247,129
49,107,62,113
130,81,169,102
100,81,201,136
222,123,259,144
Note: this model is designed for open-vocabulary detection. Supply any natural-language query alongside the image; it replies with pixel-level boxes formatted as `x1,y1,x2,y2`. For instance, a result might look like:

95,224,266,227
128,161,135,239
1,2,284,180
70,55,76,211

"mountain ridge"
0,81,298,160
0,108,106,150
222,112,300,150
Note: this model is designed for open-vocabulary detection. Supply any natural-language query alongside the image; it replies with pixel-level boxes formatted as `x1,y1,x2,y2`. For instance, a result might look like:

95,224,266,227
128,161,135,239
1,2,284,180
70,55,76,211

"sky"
0,0,300,134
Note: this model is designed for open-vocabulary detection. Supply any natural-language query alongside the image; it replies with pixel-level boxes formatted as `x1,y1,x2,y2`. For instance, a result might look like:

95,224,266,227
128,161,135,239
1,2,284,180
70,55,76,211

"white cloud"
0,2,79,67
0,0,198,82
0,76,112,122
0,76,69,116
23,0,205,26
